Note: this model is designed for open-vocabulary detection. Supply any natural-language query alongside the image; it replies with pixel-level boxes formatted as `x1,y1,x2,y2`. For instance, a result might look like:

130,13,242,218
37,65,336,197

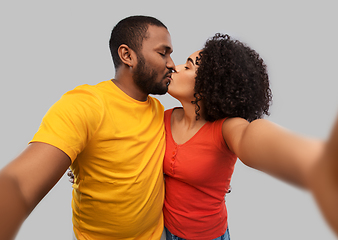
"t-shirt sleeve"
30,86,103,162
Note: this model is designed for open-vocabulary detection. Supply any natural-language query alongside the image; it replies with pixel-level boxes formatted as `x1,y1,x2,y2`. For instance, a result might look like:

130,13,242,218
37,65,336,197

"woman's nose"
175,64,183,73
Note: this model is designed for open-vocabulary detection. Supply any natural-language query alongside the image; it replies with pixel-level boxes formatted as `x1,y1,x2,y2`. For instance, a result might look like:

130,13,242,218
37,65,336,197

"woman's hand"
308,116,338,237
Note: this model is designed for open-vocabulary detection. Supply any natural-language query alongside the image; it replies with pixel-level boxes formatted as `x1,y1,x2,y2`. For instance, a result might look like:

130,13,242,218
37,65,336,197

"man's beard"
132,54,168,95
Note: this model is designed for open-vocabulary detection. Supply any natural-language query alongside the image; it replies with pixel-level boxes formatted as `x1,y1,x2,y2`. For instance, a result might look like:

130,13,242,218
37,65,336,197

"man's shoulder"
72,80,111,92
148,96,164,111
62,80,112,102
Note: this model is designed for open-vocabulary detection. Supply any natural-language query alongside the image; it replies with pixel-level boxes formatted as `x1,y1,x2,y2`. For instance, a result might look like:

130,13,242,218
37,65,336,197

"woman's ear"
117,44,137,68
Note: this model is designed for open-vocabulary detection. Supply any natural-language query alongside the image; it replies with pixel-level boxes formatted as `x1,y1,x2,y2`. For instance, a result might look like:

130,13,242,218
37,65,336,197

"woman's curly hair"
193,33,272,122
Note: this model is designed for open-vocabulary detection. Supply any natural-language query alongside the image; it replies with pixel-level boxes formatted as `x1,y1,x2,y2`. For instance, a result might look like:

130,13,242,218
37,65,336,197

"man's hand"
67,168,75,184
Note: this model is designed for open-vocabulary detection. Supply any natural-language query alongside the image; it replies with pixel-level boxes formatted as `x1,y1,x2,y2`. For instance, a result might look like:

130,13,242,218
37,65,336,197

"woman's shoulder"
165,107,183,119
172,107,184,117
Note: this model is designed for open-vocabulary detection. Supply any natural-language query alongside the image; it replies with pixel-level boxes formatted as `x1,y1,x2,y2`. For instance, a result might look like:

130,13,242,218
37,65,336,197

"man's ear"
118,44,137,68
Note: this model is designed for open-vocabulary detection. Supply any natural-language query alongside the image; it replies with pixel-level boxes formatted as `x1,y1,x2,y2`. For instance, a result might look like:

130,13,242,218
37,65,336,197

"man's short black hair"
109,15,167,69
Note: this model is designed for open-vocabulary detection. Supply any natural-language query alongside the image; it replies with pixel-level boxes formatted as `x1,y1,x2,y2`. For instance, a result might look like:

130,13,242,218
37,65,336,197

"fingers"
66,168,74,184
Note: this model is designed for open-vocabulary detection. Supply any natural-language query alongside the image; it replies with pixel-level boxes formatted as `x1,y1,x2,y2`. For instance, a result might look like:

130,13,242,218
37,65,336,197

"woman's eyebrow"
187,57,195,66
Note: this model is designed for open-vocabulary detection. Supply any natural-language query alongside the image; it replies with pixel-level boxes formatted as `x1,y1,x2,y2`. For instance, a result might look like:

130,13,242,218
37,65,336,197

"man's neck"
113,72,148,102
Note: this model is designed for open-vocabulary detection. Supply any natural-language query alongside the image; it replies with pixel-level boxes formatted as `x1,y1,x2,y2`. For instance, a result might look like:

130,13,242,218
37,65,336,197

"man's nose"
167,56,176,72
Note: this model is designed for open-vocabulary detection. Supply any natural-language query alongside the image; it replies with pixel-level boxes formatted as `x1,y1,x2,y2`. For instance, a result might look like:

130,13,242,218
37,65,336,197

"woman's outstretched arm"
308,115,338,236
222,117,324,188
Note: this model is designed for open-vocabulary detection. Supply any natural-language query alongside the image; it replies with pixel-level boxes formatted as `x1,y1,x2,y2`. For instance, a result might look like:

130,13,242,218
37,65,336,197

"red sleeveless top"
163,108,237,239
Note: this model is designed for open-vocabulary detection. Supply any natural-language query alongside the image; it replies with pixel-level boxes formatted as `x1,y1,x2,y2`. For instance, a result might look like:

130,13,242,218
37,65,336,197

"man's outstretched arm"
0,142,71,240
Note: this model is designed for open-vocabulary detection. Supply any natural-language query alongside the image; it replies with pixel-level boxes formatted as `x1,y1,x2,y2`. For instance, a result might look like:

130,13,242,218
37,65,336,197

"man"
0,15,175,240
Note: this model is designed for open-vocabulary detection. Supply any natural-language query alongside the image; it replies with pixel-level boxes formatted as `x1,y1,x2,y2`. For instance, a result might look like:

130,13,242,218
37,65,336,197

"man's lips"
165,77,171,86
165,72,173,85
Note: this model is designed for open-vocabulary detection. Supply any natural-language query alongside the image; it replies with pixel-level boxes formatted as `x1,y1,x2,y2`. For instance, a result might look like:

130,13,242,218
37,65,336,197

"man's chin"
149,83,169,95
150,89,168,95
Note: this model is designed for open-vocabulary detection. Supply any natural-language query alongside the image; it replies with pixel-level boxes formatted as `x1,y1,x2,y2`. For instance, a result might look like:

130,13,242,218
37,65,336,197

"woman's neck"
179,100,206,125
171,101,207,144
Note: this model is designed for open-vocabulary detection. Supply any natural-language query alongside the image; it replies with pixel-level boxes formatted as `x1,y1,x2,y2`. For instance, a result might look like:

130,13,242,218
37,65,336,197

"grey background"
1,0,337,239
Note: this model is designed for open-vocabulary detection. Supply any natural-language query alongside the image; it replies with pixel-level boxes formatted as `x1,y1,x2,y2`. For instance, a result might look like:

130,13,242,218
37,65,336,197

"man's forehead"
145,25,172,48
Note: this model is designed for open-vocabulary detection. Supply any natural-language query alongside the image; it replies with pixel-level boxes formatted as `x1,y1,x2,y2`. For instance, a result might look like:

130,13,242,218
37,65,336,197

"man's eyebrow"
187,57,195,66
159,45,173,53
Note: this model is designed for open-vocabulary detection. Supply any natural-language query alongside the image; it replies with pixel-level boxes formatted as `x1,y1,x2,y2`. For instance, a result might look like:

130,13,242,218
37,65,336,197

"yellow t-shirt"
31,80,165,240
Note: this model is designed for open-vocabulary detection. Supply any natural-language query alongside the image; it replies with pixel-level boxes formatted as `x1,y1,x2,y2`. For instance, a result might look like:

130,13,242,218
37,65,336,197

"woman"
163,33,323,240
